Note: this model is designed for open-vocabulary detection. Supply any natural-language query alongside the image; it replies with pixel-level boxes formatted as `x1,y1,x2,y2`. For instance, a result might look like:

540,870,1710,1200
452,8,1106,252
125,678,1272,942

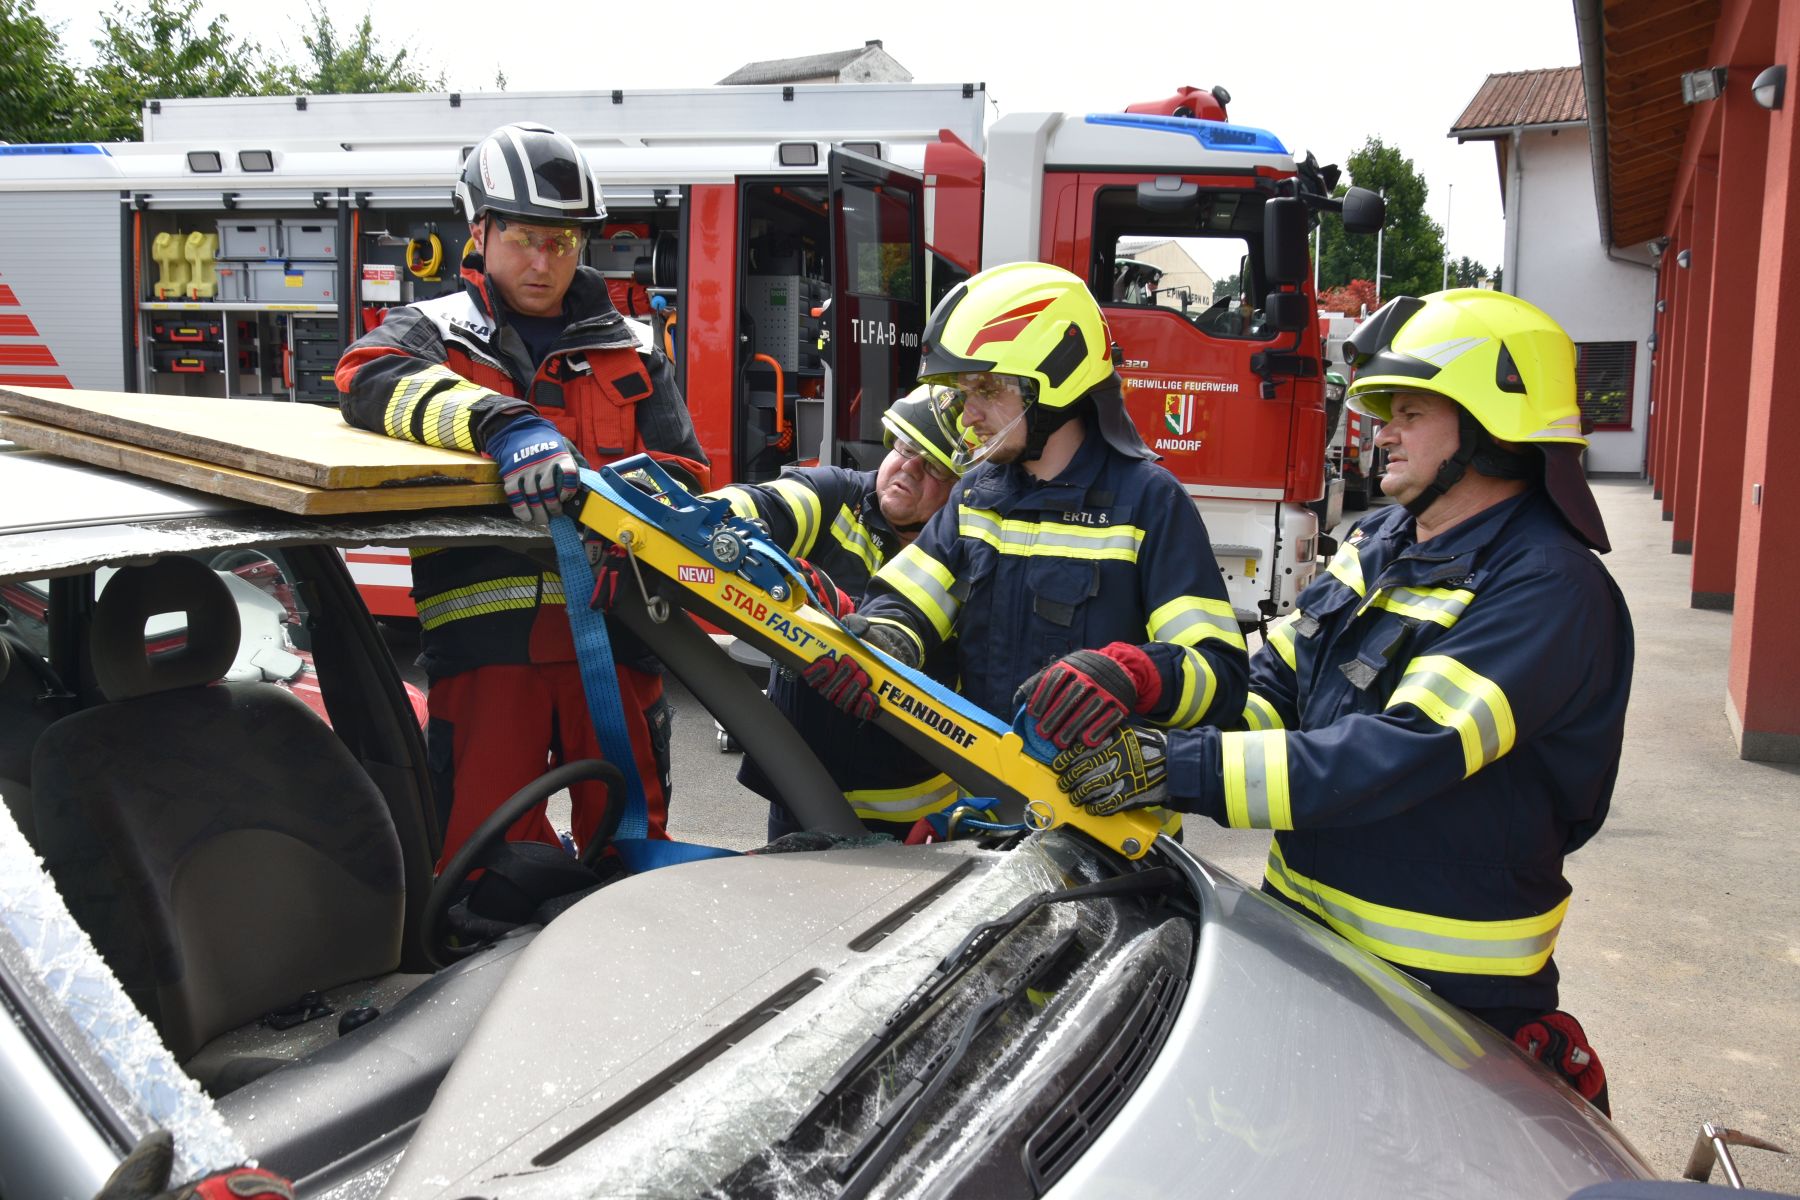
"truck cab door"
825,148,926,469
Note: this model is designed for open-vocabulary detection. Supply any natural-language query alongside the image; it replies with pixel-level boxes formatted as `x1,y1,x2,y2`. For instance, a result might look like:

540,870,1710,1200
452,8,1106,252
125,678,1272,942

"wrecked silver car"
0,446,1657,1199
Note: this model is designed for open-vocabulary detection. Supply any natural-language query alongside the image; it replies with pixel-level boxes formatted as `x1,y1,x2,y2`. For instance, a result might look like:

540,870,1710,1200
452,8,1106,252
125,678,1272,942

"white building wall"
1132,241,1215,309
1507,126,1656,475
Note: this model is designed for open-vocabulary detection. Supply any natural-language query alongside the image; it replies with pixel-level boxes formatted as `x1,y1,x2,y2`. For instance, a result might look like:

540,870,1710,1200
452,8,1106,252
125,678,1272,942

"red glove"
93,1130,294,1199
1513,1010,1608,1109
802,651,877,720
794,558,854,617
1015,643,1162,750
589,543,631,610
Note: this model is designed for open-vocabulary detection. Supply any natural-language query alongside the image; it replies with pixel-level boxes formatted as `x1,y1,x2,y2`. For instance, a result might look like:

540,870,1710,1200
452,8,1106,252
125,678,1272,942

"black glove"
1015,643,1156,750
93,1131,294,1200
1052,724,1170,816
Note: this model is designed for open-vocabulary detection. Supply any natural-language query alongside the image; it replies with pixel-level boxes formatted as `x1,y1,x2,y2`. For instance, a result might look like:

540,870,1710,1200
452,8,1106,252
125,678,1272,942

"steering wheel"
420,758,626,967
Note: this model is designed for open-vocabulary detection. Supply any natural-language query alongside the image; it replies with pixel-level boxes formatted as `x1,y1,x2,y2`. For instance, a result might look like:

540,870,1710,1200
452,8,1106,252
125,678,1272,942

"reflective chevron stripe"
881,544,959,639
1387,654,1516,776
1242,692,1285,731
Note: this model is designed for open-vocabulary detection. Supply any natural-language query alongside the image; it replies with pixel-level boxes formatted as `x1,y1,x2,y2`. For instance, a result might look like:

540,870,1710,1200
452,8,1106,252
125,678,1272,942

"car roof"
0,445,536,584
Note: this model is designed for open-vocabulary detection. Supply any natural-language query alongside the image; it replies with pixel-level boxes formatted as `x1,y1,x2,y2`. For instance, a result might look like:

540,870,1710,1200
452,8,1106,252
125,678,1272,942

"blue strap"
918,797,1027,839
612,838,741,873
549,514,648,841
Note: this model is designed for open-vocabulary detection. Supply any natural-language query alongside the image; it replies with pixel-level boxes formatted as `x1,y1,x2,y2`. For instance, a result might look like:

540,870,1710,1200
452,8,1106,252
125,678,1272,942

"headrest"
92,557,240,702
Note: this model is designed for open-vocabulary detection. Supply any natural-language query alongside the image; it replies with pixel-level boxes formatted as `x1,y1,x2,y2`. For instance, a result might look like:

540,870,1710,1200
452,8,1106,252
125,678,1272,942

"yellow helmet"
917,262,1115,408
881,385,965,479
917,262,1150,468
1344,289,1584,446
1344,290,1607,551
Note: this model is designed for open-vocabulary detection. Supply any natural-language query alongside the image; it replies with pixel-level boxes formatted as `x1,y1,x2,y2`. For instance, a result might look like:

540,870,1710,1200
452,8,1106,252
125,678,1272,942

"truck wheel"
1344,482,1368,512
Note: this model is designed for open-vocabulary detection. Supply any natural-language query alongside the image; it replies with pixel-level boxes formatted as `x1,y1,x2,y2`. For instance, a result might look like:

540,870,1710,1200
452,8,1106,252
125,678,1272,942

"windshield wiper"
791,866,1180,1134
831,925,1080,1200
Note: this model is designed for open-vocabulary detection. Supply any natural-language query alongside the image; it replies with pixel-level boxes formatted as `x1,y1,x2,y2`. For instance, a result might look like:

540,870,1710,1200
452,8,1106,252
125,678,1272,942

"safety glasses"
492,215,586,259
892,435,958,483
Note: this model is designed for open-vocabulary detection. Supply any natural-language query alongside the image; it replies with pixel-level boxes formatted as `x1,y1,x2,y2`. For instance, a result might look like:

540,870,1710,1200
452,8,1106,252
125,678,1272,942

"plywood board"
0,415,502,515
0,385,496,489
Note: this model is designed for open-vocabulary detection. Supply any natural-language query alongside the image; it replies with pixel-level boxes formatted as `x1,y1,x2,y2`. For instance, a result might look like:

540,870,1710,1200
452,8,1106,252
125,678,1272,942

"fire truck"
0,82,1380,625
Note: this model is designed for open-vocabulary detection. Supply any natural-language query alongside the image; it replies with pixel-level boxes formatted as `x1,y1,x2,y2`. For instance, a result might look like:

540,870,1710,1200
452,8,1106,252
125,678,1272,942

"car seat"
30,556,405,1062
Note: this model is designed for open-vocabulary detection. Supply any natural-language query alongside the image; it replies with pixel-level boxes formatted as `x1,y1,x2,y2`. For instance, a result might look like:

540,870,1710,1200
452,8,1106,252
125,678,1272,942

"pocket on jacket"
1027,558,1099,663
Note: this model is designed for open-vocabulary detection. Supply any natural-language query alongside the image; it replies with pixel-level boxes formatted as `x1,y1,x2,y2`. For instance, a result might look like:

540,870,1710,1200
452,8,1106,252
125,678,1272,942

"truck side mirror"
1136,177,1199,213
1340,187,1386,235
1263,197,1308,285
1265,291,1311,332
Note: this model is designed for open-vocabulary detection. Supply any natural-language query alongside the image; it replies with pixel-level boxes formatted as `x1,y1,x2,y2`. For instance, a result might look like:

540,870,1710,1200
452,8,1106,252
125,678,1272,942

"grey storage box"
279,219,337,259
212,263,250,303
217,219,278,259
248,262,336,303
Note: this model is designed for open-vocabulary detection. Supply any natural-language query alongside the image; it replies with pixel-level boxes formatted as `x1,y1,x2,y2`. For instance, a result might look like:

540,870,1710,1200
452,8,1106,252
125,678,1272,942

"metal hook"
616,530,671,624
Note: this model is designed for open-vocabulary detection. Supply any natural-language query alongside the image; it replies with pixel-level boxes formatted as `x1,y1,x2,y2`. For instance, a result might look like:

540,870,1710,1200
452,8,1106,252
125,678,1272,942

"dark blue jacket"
858,427,1248,732
715,466,958,825
1166,490,1634,1011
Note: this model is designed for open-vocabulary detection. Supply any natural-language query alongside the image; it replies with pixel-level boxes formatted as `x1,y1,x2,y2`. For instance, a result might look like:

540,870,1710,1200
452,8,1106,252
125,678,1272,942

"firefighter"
336,123,709,867
804,262,1249,825
1051,290,1631,1114
710,386,966,838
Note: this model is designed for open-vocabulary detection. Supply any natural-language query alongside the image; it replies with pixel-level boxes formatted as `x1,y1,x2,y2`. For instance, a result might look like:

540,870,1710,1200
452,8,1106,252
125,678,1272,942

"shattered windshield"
488,832,1194,1199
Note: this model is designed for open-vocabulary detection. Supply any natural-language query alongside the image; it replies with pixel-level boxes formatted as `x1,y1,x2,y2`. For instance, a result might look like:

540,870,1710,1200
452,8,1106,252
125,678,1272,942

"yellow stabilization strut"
570,458,1160,860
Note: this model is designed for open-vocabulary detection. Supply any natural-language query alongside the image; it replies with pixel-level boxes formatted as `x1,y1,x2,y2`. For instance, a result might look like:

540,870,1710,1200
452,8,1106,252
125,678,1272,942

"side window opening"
1090,186,1275,341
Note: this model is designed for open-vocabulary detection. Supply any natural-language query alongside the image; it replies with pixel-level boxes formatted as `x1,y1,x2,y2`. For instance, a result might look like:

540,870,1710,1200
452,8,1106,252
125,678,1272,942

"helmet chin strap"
1402,409,1538,520
1020,394,1091,463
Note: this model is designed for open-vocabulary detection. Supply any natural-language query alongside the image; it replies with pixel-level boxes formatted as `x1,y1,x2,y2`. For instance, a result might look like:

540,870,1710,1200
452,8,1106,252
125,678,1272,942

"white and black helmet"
455,123,607,226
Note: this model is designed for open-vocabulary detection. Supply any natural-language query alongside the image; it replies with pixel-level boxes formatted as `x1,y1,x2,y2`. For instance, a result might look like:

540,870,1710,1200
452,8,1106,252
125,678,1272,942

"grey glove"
1052,724,1170,817
842,613,922,669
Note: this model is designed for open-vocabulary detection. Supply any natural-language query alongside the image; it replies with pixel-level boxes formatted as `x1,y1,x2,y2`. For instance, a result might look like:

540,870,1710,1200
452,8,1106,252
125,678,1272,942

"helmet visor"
494,215,585,259
929,376,1032,472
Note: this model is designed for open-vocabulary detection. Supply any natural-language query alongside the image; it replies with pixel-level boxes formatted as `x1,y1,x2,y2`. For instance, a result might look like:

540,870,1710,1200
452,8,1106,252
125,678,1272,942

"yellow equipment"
184,231,219,300
405,233,444,282
151,231,190,300
571,456,1162,860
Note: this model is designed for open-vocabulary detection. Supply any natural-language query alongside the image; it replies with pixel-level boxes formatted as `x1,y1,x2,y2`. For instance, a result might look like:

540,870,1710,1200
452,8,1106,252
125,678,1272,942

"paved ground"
476,478,1799,1190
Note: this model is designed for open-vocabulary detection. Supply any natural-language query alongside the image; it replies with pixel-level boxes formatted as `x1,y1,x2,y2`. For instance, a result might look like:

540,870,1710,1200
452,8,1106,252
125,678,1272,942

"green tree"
272,2,440,94
1451,256,1490,288
0,0,92,142
85,0,274,141
1315,137,1447,301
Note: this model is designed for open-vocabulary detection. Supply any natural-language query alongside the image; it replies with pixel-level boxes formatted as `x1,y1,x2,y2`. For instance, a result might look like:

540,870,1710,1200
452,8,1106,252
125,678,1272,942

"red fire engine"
0,82,1380,624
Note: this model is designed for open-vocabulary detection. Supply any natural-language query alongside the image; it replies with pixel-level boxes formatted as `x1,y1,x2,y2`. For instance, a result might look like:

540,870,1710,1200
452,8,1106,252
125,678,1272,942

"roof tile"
1451,66,1586,133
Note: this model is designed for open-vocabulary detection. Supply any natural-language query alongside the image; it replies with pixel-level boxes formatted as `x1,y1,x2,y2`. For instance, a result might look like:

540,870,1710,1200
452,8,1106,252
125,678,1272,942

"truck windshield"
1092,186,1275,341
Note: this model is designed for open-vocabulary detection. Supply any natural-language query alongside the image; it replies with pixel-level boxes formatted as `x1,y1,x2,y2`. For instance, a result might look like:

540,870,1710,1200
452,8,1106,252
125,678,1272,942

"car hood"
382,836,1652,1200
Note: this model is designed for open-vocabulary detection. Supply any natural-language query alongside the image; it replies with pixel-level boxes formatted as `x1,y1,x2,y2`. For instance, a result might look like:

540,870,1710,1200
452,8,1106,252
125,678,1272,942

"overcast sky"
34,0,1585,276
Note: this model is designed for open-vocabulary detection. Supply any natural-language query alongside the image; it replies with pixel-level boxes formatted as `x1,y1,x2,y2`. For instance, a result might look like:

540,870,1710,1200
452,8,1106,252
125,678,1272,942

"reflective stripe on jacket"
1172,490,1633,1011
716,465,956,823
859,425,1248,731
336,260,708,678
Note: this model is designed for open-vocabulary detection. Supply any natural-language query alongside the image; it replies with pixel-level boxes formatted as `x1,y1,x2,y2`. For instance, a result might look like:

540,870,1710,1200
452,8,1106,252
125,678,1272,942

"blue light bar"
0,143,110,156
1084,113,1288,156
